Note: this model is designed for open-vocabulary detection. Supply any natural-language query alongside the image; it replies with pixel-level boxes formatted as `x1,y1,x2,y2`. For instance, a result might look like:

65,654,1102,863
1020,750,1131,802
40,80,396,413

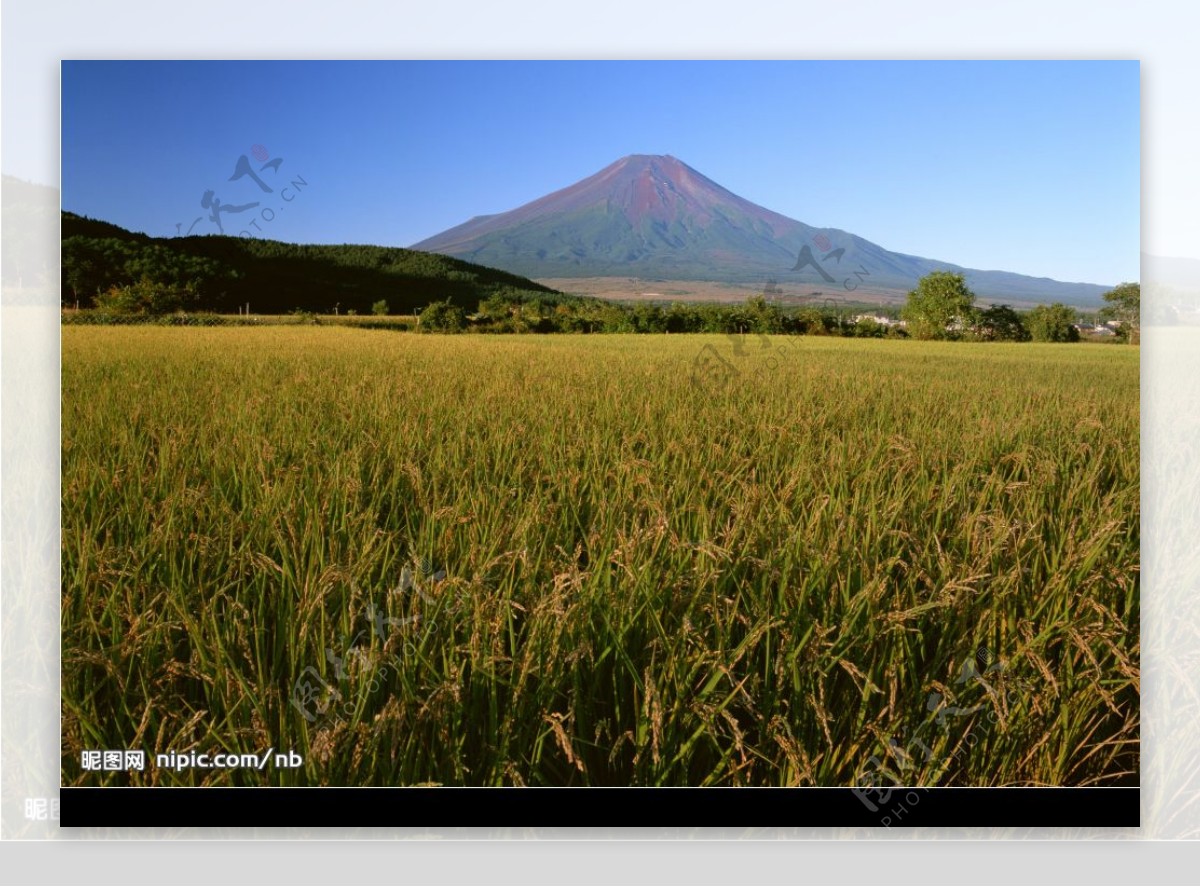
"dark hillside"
61,211,561,314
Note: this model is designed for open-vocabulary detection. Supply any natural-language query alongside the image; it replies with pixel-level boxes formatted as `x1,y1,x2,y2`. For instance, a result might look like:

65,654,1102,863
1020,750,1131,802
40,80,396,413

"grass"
61,327,1139,787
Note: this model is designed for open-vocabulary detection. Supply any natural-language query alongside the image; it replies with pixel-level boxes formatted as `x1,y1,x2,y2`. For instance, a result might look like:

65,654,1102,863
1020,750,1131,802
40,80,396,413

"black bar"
61,787,1139,828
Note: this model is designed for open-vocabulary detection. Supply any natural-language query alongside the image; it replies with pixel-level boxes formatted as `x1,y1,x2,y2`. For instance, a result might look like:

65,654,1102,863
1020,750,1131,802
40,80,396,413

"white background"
3,0,1199,882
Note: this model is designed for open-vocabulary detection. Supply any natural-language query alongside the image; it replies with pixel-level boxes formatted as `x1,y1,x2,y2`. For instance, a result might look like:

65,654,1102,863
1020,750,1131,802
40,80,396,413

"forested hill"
61,211,562,314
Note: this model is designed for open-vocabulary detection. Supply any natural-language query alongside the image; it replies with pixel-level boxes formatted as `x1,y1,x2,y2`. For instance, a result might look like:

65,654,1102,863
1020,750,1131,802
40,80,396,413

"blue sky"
60,60,1139,285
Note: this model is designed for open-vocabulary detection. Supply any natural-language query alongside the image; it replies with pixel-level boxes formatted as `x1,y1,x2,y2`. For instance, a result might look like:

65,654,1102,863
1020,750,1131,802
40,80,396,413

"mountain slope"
413,154,1114,305
60,211,561,313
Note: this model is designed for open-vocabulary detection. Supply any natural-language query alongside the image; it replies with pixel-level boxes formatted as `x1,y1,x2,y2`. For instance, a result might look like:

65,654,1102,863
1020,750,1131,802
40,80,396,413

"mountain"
60,211,561,314
413,155,1115,305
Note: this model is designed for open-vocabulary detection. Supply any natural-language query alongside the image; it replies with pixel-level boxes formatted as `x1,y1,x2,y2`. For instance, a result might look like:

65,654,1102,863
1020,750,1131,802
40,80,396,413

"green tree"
598,303,634,333
418,300,466,332
630,303,667,333
974,304,1030,342
1100,282,1140,344
477,294,513,325
1026,303,1080,342
62,237,105,304
901,271,977,340
791,307,832,335
744,295,785,334
850,317,885,338
665,302,701,333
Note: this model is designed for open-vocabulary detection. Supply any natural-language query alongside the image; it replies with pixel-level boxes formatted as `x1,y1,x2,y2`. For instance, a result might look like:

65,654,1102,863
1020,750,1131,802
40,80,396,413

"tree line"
896,271,1138,344
413,273,1138,343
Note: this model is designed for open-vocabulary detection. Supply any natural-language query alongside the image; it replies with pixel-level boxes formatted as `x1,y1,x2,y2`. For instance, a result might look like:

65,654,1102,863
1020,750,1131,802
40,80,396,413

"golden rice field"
61,327,1139,787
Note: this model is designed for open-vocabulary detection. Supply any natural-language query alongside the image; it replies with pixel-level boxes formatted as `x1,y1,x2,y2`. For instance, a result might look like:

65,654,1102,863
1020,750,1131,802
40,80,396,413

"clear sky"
60,60,1139,285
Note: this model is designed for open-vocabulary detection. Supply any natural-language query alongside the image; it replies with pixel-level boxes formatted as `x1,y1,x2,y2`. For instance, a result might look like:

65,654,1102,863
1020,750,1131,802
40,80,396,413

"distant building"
851,313,899,326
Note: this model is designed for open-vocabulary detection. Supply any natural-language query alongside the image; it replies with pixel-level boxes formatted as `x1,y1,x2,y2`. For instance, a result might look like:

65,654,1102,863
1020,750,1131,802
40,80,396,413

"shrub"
1027,303,1080,343
850,317,885,338
418,300,466,332
92,276,198,315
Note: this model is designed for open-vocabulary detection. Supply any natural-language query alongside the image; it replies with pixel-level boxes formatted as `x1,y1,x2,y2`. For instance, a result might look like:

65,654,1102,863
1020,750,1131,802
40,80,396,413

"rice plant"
61,328,1139,786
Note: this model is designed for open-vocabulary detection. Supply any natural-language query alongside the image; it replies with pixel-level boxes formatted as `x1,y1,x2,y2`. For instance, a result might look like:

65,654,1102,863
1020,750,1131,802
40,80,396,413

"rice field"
61,327,1139,787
